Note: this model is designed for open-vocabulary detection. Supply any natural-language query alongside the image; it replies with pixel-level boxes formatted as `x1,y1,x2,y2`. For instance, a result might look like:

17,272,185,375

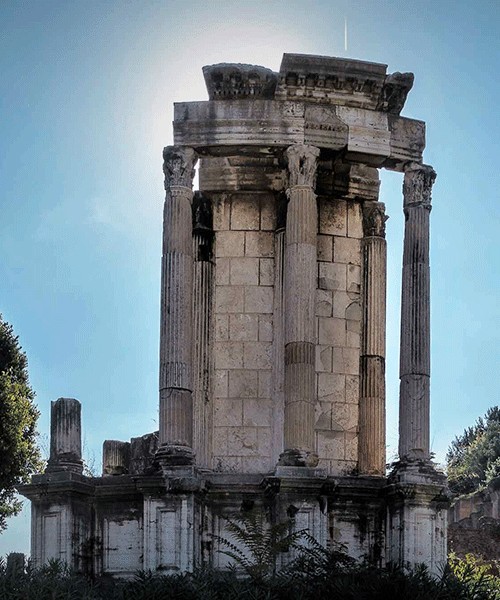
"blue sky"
1,0,498,554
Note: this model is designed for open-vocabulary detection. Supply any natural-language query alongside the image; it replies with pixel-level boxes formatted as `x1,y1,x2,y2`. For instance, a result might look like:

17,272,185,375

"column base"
388,457,447,486
278,448,319,468
46,459,83,475
156,444,195,472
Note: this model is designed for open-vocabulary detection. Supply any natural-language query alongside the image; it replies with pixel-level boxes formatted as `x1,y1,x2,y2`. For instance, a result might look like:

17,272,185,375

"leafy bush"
1,551,499,600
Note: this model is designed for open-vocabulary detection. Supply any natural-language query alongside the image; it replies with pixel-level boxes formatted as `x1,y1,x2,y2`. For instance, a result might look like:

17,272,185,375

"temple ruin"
20,53,449,576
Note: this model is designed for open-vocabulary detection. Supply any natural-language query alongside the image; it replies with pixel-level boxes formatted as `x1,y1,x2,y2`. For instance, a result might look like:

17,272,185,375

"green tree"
0,314,42,532
447,407,500,495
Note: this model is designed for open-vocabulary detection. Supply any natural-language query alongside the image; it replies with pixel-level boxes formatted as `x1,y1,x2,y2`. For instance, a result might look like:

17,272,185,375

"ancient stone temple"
20,53,449,577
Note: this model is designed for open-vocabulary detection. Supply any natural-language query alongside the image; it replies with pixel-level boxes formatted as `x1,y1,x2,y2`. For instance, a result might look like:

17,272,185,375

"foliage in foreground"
0,315,42,532
447,406,500,495
0,552,499,600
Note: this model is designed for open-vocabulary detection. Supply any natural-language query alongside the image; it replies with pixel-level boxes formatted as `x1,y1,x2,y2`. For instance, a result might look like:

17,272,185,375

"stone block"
331,402,358,432
260,195,276,231
316,345,332,372
346,330,360,349
214,341,244,369
243,398,272,427
245,231,274,257
215,286,244,313
316,289,333,317
347,202,364,239
216,231,245,257
245,286,273,313
318,372,345,402
258,370,271,398
228,369,258,398
226,427,258,456
241,456,272,473
332,348,359,375
212,195,230,231
215,258,230,285
243,342,272,369
347,264,361,294
317,430,345,460
332,291,351,318
214,455,241,472
215,314,229,341
259,258,274,286
315,401,332,430
214,370,228,398
346,318,360,334
317,235,333,261
213,427,228,455
229,313,259,341
318,317,346,346
345,375,359,404
318,262,346,291
319,199,347,236
334,237,361,265
258,315,273,342
230,257,259,285
214,398,243,426
345,301,362,321
257,428,272,455
230,194,260,230
344,432,358,462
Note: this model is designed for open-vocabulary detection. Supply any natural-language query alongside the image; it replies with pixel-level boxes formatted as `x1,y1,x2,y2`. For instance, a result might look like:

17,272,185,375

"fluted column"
102,440,131,475
279,144,320,467
359,202,387,475
46,398,83,474
192,192,214,469
398,164,436,461
158,146,197,466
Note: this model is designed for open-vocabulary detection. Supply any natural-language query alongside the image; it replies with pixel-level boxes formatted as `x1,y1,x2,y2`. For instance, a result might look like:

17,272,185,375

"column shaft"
398,164,436,461
359,202,387,475
158,146,197,466
280,144,319,467
192,192,214,469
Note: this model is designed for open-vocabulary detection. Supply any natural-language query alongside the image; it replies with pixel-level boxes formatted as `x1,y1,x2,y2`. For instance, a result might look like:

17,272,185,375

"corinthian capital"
286,144,320,188
163,146,197,190
362,201,388,238
403,163,436,210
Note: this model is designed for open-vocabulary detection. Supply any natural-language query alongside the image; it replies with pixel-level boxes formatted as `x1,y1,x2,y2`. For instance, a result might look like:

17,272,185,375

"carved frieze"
403,163,436,210
286,144,320,188
203,63,278,100
163,146,197,190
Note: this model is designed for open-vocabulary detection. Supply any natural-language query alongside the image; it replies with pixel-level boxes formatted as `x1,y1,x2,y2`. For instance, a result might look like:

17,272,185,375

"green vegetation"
0,552,499,600
0,315,42,532
447,406,500,495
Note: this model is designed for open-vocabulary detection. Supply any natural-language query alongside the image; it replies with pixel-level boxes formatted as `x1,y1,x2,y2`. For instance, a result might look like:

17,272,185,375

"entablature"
173,99,424,171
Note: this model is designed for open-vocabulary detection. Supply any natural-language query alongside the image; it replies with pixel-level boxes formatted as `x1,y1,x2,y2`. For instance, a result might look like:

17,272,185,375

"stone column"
359,201,387,475
398,164,436,461
158,146,197,466
279,144,320,467
46,398,83,473
192,191,214,469
102,440,131,475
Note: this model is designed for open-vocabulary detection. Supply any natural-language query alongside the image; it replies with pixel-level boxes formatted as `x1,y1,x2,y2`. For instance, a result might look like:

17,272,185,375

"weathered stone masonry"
21,53,448,577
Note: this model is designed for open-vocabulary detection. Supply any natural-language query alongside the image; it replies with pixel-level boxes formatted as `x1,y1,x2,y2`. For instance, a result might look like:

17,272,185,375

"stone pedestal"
158,146,197,468
280,144,320,467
